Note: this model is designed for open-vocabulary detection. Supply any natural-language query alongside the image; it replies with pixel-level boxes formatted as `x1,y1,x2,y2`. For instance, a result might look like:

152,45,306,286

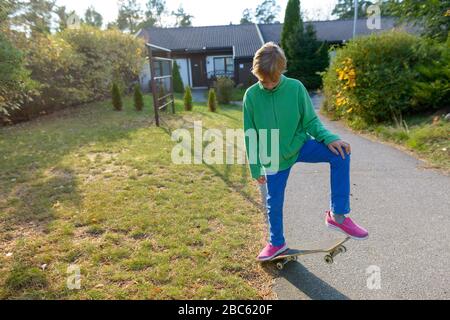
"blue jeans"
263,139,351,246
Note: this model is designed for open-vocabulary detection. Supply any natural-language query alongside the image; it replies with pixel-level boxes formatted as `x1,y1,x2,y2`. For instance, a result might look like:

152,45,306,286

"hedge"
4,25,145,123
322,31,449,126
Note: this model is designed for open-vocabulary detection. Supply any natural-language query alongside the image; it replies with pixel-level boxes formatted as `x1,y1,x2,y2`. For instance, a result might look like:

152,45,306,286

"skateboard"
267,237,350,270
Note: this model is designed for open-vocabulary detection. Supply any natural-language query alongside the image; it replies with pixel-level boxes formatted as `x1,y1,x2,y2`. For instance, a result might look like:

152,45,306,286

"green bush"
214,76,234,104
134,84,144,111
14,33,87,120
172,61,184,93
60,26,145,100
323,31,443,125
286,23,329,90
184,86,192,111
411,37,450,111
6,25,145,123
208,88,217,112
0,32,36,124
112,83,123,111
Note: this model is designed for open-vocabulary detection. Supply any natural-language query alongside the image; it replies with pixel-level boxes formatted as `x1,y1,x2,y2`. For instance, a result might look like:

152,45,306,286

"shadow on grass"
0,100,153,230
3,167,80,225
0,100,157,299
159,117,263,212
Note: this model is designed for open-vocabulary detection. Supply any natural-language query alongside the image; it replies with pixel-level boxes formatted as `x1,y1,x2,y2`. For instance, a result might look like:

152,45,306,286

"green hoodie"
243,74,341,179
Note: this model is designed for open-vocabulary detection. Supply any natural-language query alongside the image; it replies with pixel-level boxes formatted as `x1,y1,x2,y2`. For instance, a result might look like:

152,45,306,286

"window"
226,57,234,72
213,57,234,77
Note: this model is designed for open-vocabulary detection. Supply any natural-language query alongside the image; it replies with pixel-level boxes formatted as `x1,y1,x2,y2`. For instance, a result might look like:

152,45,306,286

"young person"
243,42,369,261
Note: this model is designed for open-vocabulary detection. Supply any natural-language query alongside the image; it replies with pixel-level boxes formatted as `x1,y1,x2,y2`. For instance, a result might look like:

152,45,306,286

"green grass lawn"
0,94,274,299
371,115,450,171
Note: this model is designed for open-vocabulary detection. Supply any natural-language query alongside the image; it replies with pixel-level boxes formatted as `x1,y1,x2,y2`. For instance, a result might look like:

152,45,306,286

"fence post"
147,45,160,127
169,54,175,114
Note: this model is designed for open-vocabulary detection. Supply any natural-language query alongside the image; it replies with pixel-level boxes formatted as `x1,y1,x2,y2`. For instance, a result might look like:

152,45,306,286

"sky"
55,0,339,27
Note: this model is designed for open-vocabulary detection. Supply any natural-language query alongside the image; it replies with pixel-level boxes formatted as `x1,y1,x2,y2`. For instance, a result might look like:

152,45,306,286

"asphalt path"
272,95,450,300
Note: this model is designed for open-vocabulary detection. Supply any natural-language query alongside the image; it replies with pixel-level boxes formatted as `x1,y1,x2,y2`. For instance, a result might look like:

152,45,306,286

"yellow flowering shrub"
323,31,435,125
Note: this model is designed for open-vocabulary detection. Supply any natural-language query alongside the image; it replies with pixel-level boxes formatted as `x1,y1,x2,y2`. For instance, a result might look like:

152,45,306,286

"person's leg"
265,168,291,246
296,139,368,240
297,139,350,215
257,168,291,261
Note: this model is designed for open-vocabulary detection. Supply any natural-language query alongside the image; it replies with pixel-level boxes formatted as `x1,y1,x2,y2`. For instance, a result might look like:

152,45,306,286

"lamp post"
353,0,358,38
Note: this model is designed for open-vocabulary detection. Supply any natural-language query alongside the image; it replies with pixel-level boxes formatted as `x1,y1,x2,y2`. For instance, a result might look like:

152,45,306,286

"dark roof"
138,24,263,58
259,17,410,43
138,18,413,58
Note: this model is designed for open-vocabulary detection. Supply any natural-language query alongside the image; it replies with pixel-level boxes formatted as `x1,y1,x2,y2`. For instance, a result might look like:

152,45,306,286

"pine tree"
117,0,142,33
184,86,192,111
134,84,144,111
332,0,371,19
282,0,329,90
287,23,329,90
112,83,123,111
54,5,68,32
138,0,167,29
172,61,184,93
84,6,103,28
240,8,254,24
281,0,302,65
208,89,217,112
12,0,55,36
171,5,193,27
254,0,280,24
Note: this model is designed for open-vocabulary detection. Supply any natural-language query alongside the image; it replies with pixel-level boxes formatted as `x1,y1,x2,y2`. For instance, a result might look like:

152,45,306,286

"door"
191,56,207,87
238,61,257,87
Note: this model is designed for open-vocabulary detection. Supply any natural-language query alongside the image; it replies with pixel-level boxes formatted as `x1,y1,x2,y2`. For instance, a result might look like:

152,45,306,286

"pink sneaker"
325,211,369,240
257,243,288,261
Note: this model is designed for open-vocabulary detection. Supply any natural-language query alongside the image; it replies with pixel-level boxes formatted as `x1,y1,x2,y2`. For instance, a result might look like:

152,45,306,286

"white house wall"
139,60,151,92
176,58,190,88
139,58,192,92
139,55,237,90
139,58,192,91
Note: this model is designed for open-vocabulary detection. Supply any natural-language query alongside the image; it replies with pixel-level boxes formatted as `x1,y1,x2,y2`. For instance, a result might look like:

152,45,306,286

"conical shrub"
134,84,144,111
208,88,217,112
184,86,193,111
172,61,184,93
112,83,123,111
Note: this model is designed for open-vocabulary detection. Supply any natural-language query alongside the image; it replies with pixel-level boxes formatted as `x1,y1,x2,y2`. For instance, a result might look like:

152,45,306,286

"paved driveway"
273,95,450,300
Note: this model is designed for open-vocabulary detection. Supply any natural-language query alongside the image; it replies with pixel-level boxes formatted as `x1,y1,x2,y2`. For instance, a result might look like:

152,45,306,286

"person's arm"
298,83,341,145
243,95,263,180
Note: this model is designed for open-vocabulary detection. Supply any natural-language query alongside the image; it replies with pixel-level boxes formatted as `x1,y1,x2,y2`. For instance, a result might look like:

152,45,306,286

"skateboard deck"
266,237,350,270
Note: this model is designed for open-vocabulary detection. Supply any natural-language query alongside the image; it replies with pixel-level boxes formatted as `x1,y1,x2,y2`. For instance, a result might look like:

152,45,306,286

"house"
135,17,406,90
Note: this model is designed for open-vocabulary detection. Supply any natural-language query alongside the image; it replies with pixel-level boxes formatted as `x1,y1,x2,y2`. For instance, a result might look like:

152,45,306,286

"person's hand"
328,140,351,159
256,176,267,185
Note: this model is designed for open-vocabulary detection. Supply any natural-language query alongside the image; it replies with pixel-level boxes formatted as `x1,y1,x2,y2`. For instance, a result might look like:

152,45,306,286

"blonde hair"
251,42,287,82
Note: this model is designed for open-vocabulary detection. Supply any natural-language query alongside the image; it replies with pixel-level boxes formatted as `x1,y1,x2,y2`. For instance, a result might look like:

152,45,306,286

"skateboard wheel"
338,245,347,254
324,255,334,265
276,262,284,270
